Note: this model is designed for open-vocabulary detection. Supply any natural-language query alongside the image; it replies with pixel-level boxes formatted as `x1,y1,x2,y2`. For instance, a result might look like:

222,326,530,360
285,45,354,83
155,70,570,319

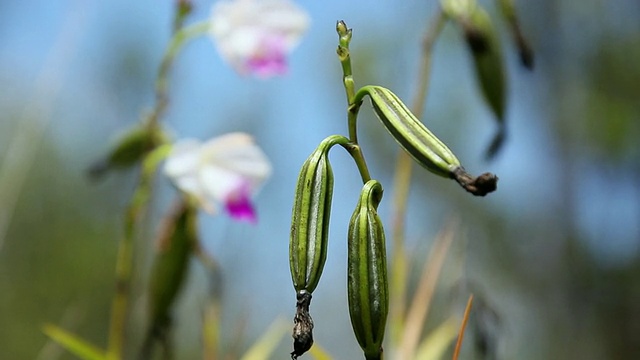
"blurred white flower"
209,0,310,78
164,132,272,223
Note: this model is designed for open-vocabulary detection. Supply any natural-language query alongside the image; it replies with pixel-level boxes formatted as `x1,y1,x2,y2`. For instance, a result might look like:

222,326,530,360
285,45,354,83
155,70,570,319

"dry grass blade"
396,217,458,359
308,342,333,360
452,294,474,360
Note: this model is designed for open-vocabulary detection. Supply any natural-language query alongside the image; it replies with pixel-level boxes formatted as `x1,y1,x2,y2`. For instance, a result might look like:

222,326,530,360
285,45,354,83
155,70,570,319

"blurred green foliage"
1,0,639,359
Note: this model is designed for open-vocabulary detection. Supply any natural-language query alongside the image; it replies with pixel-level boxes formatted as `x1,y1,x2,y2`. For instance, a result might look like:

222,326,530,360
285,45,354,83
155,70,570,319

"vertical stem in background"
105,8,207,358
147,20,211,131
388,8,446,343
107,146,171,360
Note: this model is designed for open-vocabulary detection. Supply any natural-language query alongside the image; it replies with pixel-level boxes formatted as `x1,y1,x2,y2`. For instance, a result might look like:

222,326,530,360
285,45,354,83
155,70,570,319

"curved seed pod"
362,85,461,178
347,180,388,360
88,125,165,180
142,201,197,358
464,6,507,159
355,86,498,196
289,136,345,293
441,0,477,21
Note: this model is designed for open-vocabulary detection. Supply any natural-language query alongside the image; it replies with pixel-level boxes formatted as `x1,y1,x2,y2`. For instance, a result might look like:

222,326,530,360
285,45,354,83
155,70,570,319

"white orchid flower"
164,132,272,223
209,0,310,78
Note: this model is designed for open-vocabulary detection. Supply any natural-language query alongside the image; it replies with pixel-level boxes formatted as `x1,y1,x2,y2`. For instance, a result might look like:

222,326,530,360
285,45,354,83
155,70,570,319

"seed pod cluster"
289,135,345,358
347,180,388,360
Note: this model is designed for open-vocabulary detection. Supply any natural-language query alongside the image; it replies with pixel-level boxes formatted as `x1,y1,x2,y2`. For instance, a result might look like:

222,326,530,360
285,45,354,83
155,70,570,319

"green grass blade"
42,323,107,360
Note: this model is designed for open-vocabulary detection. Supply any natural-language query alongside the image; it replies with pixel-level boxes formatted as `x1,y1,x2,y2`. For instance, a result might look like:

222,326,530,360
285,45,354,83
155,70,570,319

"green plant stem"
341,142,372,184
147,20,210,130
323,134,372,184
106,144,171,360
336,21,360,144
105,18,208,359
388,8,446,343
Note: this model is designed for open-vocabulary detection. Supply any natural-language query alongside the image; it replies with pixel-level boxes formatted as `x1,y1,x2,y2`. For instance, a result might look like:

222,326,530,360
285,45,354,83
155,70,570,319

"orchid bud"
347,180,388,360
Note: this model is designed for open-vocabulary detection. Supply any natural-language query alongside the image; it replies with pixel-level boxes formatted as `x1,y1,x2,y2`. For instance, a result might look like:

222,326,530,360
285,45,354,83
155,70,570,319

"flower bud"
347,180,388,360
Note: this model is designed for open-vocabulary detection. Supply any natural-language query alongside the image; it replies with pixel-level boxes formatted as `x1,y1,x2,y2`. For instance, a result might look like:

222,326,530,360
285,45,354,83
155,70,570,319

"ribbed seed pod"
289,135,346,358
142,201,197,358
289,136,345,293
347,180,388,360
352,86,498,196
359,85,461,178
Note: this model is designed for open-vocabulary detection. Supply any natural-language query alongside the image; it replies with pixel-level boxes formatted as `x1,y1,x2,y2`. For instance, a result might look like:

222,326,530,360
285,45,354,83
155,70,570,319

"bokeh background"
1,0,639,359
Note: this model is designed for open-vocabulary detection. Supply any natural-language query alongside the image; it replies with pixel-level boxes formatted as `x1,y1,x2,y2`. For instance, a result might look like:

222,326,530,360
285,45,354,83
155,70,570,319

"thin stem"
322,134,372,184
106,145,171,360
341,142,372,184
347,102,363,146
389,7,446,343
336,20,362,145
148,20,210,129
105,15,206,359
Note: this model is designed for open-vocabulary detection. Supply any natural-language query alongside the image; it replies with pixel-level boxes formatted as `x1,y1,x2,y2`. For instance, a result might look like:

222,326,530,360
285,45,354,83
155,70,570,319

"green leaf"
42,323,107,360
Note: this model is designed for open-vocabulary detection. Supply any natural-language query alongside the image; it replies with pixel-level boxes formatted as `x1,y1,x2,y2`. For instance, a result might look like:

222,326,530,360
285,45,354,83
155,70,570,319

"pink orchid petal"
225,187,257,223
245,34,288,78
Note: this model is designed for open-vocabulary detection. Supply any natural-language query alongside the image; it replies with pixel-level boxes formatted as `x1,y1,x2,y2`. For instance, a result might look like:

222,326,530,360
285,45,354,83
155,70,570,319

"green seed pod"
142,201,196,357
289,135,345,294
466,6,506,119
347,180,388,360
441,0,477,21
464,6,508,159
88,125,165,180
357,85,461,178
